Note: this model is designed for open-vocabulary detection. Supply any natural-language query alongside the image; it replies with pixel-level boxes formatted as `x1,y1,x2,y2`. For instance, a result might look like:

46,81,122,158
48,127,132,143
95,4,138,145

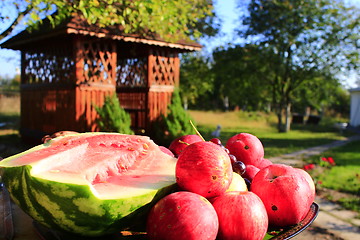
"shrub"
95,94,134,134
150,89,196,146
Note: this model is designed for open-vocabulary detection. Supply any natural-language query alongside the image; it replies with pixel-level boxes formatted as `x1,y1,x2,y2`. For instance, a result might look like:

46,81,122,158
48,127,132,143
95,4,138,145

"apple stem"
178,140,190,145
190,120,205,141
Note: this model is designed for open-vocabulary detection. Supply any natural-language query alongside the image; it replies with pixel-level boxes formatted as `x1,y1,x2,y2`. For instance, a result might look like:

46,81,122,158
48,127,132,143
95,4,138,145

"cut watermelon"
0,132,177,236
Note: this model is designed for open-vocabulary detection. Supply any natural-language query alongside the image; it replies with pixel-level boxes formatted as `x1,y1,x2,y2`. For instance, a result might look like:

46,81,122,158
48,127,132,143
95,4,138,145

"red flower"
303,163,315,171
321,156,336,166
327,157,336,166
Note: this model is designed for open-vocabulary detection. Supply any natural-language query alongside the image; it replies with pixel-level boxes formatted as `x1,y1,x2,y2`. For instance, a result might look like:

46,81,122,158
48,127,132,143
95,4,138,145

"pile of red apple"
147,133,316,240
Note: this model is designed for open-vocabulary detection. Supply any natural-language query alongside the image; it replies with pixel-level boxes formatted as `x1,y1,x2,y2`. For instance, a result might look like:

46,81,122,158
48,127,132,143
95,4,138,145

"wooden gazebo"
0,15,201,142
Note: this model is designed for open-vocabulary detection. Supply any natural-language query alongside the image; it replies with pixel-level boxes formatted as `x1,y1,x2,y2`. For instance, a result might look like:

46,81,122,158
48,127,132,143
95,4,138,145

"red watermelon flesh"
2,132,177,200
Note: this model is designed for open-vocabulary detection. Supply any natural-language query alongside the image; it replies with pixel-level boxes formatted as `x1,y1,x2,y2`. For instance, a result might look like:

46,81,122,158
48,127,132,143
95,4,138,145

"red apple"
169,134,203,157
258,158,273,169
226,133,264,168
212,191,268,240
242,164,260,181
176,141,233,198
158,146,175,157
251,164,315,227
295,168,316,197
146,191,219,240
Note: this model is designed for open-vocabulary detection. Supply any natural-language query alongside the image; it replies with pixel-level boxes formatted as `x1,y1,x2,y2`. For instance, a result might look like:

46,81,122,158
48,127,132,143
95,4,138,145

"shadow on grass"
0,112,20,131
197,124,345,158
0,113,32,158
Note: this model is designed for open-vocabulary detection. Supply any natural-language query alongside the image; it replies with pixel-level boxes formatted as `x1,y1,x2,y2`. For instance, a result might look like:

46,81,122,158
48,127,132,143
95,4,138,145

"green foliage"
0,0,219,42
211,45,272,111
180,53,214,107
231,0,359,132
94,94,133,135
0,74,20,92
151,89,196,146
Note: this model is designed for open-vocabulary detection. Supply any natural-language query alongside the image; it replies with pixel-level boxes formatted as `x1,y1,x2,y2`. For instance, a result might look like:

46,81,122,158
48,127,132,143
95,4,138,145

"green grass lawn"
189,110,349,157
304,140,360,212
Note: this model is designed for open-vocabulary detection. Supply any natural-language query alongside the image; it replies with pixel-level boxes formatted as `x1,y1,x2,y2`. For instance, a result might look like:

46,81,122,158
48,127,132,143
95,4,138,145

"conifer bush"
151,89,195,146
95,94,134,134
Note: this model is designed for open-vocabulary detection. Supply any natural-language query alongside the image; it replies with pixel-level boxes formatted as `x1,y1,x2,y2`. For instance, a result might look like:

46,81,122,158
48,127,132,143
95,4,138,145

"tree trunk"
277,106,284,132
284,102,291,132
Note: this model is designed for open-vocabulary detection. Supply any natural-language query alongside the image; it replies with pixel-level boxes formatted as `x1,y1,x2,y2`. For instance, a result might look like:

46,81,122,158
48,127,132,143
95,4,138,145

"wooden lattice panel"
77,39,116,85
22,48,74,84
116,57,148,87
150,49,179,86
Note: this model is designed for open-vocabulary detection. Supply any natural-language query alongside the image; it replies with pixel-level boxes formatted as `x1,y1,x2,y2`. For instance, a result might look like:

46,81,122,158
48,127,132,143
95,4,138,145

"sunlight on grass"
318,166,360,194
189,110,346,157
304,139,360,212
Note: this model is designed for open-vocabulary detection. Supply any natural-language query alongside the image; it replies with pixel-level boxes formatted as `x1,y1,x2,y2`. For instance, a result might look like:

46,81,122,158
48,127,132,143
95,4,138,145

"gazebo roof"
0,14,202,52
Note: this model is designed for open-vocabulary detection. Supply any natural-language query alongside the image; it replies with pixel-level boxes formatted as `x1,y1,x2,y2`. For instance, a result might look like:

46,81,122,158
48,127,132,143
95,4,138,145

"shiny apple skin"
242,164,260,181
176,141,233,198
146,191,219,240
212,191,268,240
169,134,203,157
226,133,264,168
251,164,315,227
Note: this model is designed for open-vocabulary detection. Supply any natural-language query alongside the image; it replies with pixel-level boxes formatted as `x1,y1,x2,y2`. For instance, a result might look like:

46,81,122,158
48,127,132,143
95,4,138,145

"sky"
0,0,359,87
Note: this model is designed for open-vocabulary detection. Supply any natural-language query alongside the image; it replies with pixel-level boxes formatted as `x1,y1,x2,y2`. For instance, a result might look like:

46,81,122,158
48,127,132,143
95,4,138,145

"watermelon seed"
143,143,149,149
212,175,217,180
244,145,250,150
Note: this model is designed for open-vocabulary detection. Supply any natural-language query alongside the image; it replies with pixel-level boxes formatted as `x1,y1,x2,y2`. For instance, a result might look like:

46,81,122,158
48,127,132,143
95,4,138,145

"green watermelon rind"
0,133,178,236
2,163,177,236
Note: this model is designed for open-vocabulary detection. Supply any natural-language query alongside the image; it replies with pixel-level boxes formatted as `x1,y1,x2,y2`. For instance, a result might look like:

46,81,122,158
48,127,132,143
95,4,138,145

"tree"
179,53,214,109
236,0,359,132
211,44,271,111
150,88,195,146
0,0,219,42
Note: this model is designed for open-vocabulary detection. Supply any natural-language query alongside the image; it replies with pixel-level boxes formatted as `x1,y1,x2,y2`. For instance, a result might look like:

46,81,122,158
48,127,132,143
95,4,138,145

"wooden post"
174,54,180,87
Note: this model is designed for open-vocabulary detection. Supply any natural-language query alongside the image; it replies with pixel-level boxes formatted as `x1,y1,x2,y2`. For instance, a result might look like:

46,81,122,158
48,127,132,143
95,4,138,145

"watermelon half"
0,132,177,236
